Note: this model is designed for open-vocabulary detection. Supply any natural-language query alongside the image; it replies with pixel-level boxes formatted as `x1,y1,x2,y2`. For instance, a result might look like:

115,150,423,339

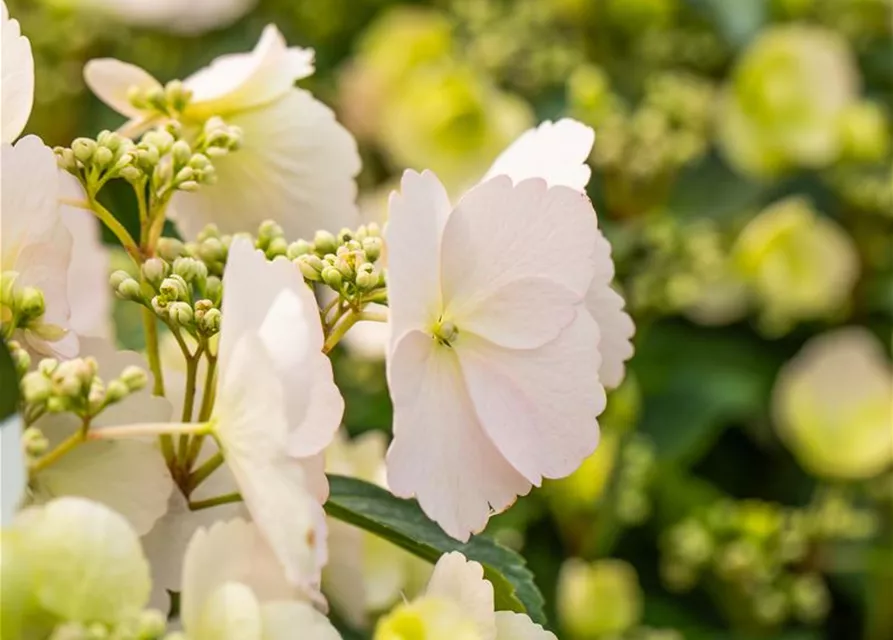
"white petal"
2,136,64,252
193,582,263,640
0,414,25,525
482,119,594,191
180,518,298,633
260,601,341,640
82,58,163,119
440,177,597,318
456,309,604,484
386,330,530,541
495,611,557,640
59,205,112,339
426,552,496,638
458,278,578,350
185,24,314,113
321,518,368,626
1,2,33,142
214,333,323,588
384,169,453,337
170,89,360,241
585,285,635,389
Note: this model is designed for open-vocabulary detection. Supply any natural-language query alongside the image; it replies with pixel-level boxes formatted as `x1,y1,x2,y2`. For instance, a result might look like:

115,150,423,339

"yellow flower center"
374,597,483,640
431,317,459,347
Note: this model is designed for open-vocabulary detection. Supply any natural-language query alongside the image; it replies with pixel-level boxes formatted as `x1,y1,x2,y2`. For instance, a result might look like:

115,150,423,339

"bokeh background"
10,0,893,638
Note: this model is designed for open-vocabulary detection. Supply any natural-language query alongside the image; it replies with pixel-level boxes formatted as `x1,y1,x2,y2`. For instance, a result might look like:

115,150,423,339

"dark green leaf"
682,0,767,49
0,340,20,421
325,474,546,625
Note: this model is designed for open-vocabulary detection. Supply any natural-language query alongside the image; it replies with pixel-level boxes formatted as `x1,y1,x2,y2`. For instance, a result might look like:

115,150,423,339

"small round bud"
174,166,195,184
287,240,313,260
137,608,167,637
118,166,143,182
17,287,46,320
116,278,143,302
258,220,284,243
38,358,59,376
322,266,343,289
55,147,79,173
120,365,148,392
93,147,114,169
22,426,49,457
336,228,353,244
296,254,324,281
157,237,186,261
177,180,200,192
197,224,221,242
104,379,130,405
21,371,52,404
205,276,223,303
266,237,288,258
313,230,338,255
110,270,133,291
71,138,97,163
88,379,106,408
142,258,170,287
45,395,69,413
366,222,381,237
159,275,190,302
199,308,222,334
172,257,208,284
165,79,191,112
168,301,194,326
362,236,383,262
198,237,226,263
334,257,354,279
127,85,147,109
188,153,211,171
9,342,30,375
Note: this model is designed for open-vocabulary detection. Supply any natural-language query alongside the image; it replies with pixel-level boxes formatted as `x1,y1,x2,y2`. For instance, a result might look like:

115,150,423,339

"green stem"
64,197,141,264
188,451,224,492
177,348,202,466
88,421,209,440
189,492,242,511
29,428,84,474
323,309,388,354
185,356,218,470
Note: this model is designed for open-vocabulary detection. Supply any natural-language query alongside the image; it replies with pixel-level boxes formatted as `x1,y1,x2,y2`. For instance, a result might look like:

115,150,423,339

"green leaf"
0,340,20,421
325,474,546,625
682,0,766,49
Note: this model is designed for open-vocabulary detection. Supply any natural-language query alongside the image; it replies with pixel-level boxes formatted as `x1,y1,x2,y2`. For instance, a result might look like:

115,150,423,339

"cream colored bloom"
73,0,258,35
178,519,340,640
385,168,606,540
772,328,893,480
1,135,78,357
0,1,33,143
375,552,555,640
210,237,343,589
734,197,859,333
84,25,361,240
29,338,174,535
323,431,431,627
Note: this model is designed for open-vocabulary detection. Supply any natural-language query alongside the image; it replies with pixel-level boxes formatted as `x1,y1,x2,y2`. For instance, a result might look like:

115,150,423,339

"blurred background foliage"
10,0,893,638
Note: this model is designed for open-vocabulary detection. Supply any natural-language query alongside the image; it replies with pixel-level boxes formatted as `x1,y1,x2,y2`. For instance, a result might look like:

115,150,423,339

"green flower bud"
136,609,167,638
356,267,378,291
205,276,223,304
159,275,189,302
98,131,124,154
314,230,338,256
46,395,69,413
127,85,147,110
168,301,194,327
337,228,354,244
366,222,382,237
157,238,186,261
174,166,195,184
21,371,52,404
92,147,114,169
109,270,132,291
164,79,192,112
557,559,643,637
266,237,288,259
790,573,830,624
120,366,148,392
143,130,174,155
17,287,46,321
199,308,222,334
116,278,143,302
71,138,96,163
141,258,170,287
286,240,313,260
38,358,59,376
22,426,49,456
177,180,200,192
296,254,324,281
362,236,383,262
334,257,354,279
55,147,79,173
9,341,30,375
322,266,343,289
838,101,890,163
103,379,130,406
136,147,160,170
118,166,143,183
196,224,221,242
188,153,211,171
197,237,226,263
172,257,208,284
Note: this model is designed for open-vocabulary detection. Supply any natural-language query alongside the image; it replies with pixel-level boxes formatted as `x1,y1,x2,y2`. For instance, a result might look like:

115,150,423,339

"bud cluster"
658,493,876,629
613,435,656,526
47,608,166,640
1,272,51,335
127,79,193,119
19,355,147,426
56,130,137,188
291,224,386,301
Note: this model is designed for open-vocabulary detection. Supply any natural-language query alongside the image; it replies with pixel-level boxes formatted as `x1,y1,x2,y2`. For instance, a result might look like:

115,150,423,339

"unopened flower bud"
22,426,49,457
21,371,52,403
93,146,114,169
296,254,324,281
119,165,143,182
116,278,143,302
287,240,313,260
17,287,46,320
322,266,343,289
38,358,58,376
165,79,192,112
142,258,170,286
159,275,189,302
157,237,186,261
314,230,338,255
9,341,30,375
362,236,383,262
136,146,160,169
144,130,174,155
110,270,132,291
334,257,354,279
71,138,96,163
366,222,381,237
205,276,223,303
177,180,200,192
127,85,147,109
172,257,208,284
88,379,105,408
199,308,222,334
337,228,353,244
55,147,79,173
120,365,148,392
356,268,378,291
266,237,288,258
168,301,194,326
104,379,129,405
188,153,211,171
198,237,226,263
174,166,195,184
258,220,284,243
137,609,167,637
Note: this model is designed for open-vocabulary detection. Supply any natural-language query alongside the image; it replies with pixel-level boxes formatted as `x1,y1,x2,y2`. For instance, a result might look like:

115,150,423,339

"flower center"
431,318,459,347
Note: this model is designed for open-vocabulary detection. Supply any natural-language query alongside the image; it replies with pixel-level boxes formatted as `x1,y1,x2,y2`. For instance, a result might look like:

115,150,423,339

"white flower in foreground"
84,25,361,240
385,168,605,540
1,1,33,143
60,203,112,339
375,552,555,640
210,236,343,588
323,431,431,627
1,135,77,358
773,328,893,480
179,519,340,640
29,338,174,535
75,0,258,35
0,413,25,525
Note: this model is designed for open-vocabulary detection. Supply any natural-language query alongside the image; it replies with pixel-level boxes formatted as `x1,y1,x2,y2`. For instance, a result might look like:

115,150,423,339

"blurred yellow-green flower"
557,558,643,638
772,327,893,480
718,25,859,178
733,197,859,333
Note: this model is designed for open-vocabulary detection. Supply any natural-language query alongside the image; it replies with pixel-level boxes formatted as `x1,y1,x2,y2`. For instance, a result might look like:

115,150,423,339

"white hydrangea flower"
60,201,113,339
84,25,361,240
73,0,258,35
773,327,893,480
1,135,78,358
385,168,607,540
0,0,33,143
179,519,340,640
323,430,431,627
209,237,344,589
375,551,555,640
29,338,174,535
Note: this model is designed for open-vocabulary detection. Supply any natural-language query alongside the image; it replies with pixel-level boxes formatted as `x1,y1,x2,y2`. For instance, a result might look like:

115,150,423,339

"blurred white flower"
385,169,605,540
210,237,343,589
1,135,78,358
0,414,25,525
323,430,431,627
0,0,33,143
375,551,555,639
773,327,893,480
178,519,340,639
29,338,174,535
73,0,258,35
84,25,361,241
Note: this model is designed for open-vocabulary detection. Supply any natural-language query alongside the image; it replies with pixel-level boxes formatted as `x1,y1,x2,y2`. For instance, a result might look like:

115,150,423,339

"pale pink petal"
384,169,453,336
456,309,604,484
386,330,530,541
170,89,360,242
440,177,597,316
260,601,341,640
59,205,111,339
425,552,496,638
482,119,594,191
495,611,557,640
82,58,163,119
1,2,34,143
585,285,635,389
